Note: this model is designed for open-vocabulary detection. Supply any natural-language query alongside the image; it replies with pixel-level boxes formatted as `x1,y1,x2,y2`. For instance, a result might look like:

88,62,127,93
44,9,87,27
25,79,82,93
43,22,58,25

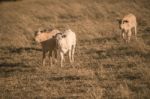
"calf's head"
53,33,66,48
34,29,51,43
117,18,129,30
53,33,66,40
34,29,42,43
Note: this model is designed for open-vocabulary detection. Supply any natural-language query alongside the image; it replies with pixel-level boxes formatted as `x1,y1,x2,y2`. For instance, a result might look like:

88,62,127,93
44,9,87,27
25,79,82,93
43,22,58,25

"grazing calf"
35,29,60,66
117,13,137,43
54,29,76,67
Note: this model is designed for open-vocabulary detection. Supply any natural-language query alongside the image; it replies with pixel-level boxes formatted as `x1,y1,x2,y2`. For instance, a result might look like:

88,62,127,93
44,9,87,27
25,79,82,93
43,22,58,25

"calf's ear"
123,20,128,23
37,28,41,35
116,18,122,23
34,31,38,36
52,35,56,38
62,35,66,38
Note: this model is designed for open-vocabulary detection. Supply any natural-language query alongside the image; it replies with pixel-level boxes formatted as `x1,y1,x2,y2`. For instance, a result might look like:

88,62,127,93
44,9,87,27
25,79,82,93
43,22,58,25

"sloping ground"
0,0,150,98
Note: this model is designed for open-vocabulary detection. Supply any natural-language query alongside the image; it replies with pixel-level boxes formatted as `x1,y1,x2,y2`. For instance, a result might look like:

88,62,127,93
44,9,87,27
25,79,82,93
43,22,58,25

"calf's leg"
49,51,53,67
69,49,72,64
127,30,132,43
42,51,46,66
71,45,75,62
53,49,58,64
60,52,64,67
122,30,126,42
134,26,137,40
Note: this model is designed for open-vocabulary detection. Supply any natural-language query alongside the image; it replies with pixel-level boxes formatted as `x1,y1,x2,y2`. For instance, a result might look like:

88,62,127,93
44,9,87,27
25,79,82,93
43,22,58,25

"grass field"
0,0,150,98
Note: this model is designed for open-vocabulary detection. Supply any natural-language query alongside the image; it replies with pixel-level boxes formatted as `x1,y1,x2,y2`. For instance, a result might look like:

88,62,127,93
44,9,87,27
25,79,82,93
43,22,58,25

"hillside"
0,0,150,98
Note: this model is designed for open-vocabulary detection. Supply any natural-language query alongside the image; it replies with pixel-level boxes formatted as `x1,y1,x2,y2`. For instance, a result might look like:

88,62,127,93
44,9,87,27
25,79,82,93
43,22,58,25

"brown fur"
35,29,60,66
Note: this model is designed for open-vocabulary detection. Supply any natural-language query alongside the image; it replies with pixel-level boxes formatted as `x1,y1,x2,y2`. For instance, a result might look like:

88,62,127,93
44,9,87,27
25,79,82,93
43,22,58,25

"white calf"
54,29,76,67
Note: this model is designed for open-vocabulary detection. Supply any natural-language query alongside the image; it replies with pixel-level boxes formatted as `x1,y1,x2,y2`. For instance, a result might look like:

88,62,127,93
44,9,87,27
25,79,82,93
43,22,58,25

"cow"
35,29,60,66
117,13,137,43
53,29,76,67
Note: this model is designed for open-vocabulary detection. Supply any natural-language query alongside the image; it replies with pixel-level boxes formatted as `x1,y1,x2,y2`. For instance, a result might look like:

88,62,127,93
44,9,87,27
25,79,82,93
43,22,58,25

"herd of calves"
34,13,137,67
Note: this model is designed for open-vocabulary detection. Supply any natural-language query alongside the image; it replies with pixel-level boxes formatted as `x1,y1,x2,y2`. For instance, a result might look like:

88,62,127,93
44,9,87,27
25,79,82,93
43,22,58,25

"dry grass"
0,0,150,98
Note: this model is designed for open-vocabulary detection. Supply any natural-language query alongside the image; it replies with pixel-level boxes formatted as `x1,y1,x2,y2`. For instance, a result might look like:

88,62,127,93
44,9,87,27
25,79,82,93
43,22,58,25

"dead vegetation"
0,0,150,98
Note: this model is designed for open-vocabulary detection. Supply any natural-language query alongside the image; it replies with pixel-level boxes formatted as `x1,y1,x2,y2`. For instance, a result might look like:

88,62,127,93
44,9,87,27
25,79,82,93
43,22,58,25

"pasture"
0,0,150,98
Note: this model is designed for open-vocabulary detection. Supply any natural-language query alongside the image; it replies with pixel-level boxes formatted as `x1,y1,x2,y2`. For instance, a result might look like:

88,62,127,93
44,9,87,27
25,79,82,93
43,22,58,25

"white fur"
55,29,76,67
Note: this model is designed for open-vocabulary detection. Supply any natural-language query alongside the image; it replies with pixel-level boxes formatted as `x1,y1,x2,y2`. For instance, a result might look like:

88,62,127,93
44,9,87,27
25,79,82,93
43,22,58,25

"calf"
35,29,60,66
53,29,76,67
117,13,137,43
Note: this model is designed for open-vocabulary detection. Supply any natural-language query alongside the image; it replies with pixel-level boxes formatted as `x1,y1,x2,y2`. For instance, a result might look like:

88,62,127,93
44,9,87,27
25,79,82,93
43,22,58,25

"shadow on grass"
0,47,41,53
80,36,119,44
92,36,119,43
49,75,89,81
0,62,27,68
0,0,21,2
95,46,150,59
117,71,142,80
0,62,35,77
50,95,80,99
